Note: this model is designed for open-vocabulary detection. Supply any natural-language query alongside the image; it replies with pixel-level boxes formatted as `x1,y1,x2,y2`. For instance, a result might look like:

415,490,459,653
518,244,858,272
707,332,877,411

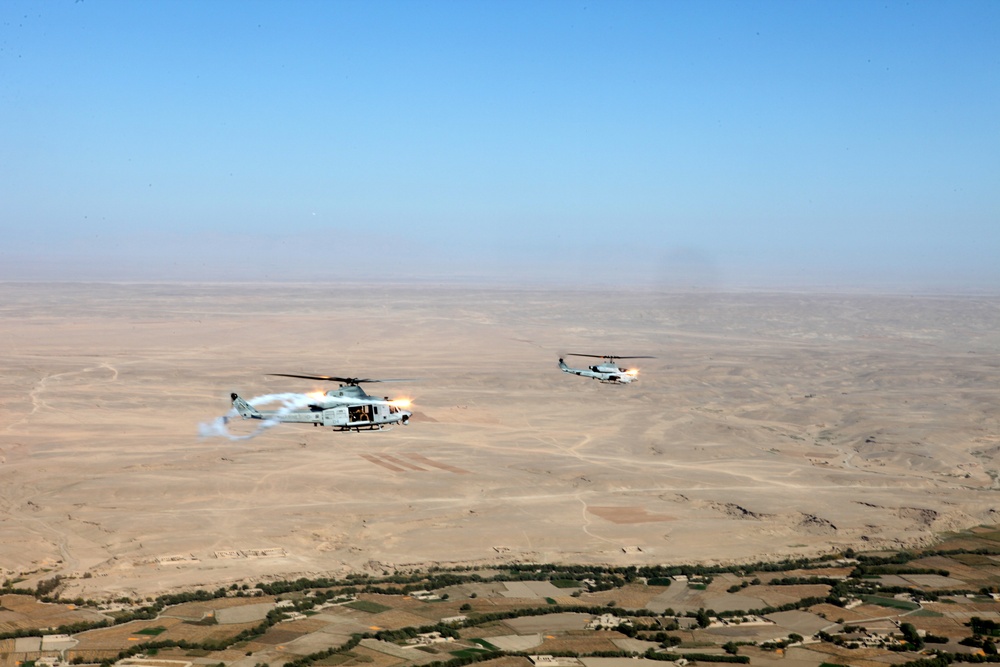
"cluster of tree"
635,555,832,580
456,603,658,629
154,587,229,609
0,619,112,641
256,566,615,597
532,650,638,658
258,576,345,594
646,577,674,586
768,575,841,587
895,658,951,667
972,617,1000,637
960,636,999,653
898,650,1000,664
373,624,460,643
35,575,63,597
900,622,925,650
816,629,878,650
758,634,802,652
664,636,683,648
854,551,921,567
644,650,749,663
727,579,755,593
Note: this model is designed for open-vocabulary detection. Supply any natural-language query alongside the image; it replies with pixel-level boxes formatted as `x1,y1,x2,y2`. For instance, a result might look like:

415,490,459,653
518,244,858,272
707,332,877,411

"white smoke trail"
198,392,318,441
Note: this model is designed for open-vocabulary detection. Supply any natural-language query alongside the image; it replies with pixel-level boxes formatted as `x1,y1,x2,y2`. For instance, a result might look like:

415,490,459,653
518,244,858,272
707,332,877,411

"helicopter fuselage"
558,358,638,384
231,385,411,431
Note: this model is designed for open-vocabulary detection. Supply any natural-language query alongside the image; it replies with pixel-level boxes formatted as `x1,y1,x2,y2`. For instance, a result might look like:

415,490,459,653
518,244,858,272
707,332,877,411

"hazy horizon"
2,1,998,291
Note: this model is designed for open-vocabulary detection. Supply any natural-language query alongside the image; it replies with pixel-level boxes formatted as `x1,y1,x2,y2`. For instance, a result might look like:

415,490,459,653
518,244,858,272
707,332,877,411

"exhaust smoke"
197,392,315,440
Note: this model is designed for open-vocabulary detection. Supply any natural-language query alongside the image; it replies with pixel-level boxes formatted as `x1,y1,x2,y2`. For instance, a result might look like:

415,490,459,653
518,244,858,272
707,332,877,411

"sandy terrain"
2,283,999,599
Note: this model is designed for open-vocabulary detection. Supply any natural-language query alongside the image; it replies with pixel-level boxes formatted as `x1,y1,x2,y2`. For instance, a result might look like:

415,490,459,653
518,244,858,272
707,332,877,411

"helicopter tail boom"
231,393,262,420
558,358,587,377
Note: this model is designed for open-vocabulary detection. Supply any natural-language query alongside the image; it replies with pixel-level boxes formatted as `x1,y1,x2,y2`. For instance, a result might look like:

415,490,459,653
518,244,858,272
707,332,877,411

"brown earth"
2,283,1000,600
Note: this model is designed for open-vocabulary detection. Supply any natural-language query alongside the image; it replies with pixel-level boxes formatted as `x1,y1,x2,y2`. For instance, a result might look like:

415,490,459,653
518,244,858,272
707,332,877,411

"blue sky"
2,0,998,289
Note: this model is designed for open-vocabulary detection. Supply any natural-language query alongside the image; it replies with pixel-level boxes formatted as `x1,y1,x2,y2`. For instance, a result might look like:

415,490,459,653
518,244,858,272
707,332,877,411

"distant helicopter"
558,354,655,384
230,373,413,431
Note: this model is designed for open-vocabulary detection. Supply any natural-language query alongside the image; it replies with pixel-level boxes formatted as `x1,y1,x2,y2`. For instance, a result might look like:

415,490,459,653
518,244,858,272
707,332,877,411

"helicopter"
230,373,413,431
558,354,655,384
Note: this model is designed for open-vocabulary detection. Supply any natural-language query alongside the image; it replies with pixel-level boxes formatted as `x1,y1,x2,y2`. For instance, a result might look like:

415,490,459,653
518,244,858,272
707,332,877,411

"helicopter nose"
401,413,411,425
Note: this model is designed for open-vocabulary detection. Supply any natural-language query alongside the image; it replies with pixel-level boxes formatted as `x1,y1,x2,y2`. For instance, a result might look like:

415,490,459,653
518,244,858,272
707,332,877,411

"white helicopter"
558,354,655,384
230,373,413,431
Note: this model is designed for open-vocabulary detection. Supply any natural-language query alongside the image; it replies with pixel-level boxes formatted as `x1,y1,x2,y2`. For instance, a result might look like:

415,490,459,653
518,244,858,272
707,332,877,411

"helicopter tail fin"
231,393,262,420
558,358,571,372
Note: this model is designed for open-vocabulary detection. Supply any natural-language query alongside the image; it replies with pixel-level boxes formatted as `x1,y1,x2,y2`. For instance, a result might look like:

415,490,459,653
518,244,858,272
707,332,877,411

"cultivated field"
7,534,1000,667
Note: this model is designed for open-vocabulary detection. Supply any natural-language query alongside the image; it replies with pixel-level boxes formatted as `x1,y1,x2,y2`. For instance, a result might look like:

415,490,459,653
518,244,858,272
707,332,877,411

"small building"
407,631,454,646
588,613,627,629
711,614,772,627
410,590,442,601
528,655,583,667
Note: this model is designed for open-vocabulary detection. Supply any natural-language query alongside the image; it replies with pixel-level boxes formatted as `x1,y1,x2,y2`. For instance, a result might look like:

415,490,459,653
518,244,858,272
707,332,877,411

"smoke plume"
198,392,316,440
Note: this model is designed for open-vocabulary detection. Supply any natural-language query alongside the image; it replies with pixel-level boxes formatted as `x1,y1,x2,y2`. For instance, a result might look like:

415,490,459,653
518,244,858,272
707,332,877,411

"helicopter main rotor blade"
269,373,363,383
565,354,656,360
268,373,415,385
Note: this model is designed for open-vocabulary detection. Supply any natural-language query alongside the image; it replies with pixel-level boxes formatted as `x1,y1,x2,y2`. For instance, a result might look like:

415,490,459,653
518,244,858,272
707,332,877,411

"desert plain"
1,282,999,600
